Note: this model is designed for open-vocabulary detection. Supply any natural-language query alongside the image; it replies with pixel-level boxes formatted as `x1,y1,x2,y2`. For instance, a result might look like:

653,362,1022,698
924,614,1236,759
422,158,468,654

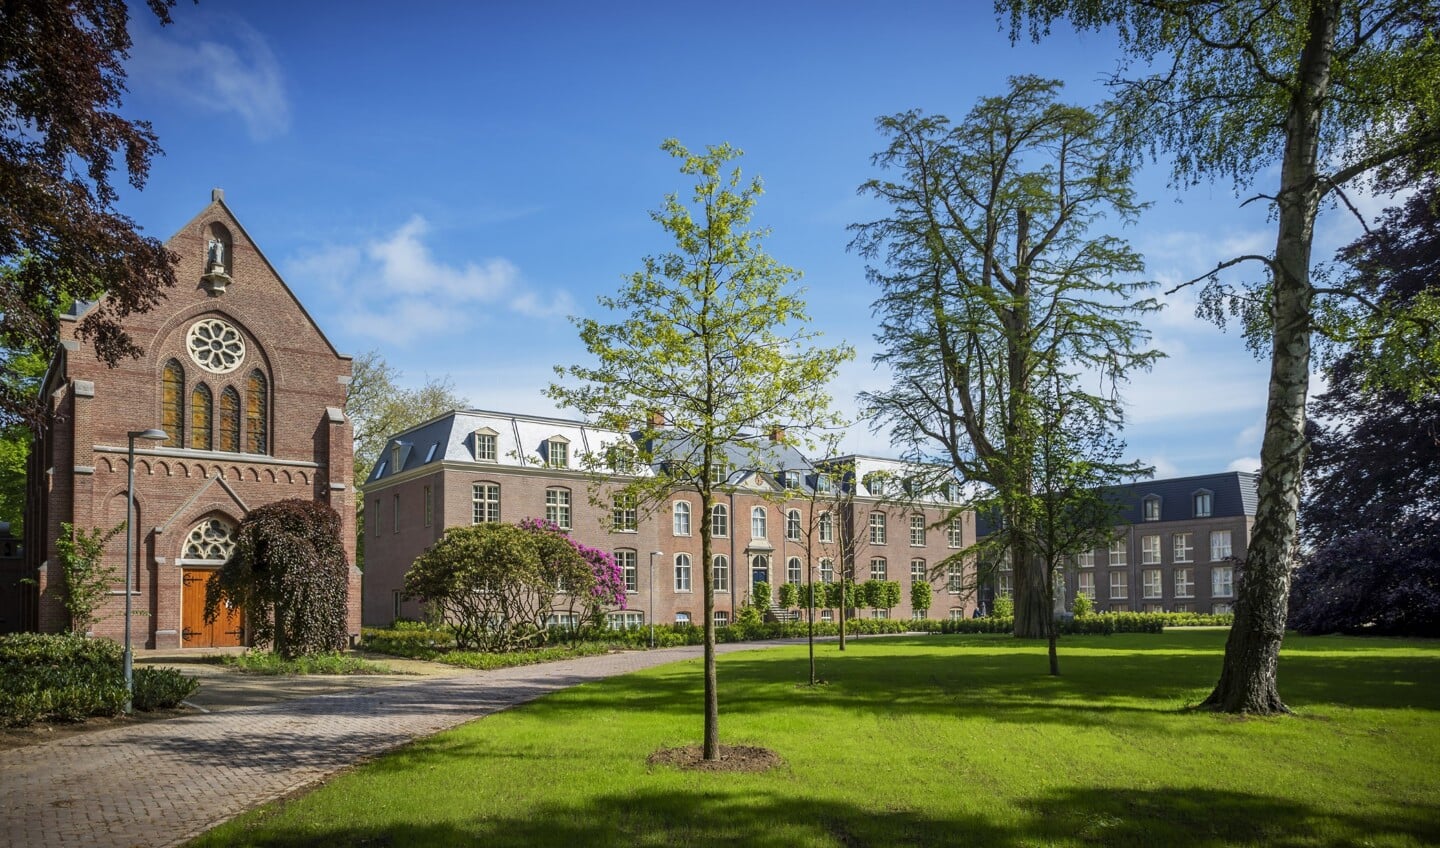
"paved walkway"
0,641,796,848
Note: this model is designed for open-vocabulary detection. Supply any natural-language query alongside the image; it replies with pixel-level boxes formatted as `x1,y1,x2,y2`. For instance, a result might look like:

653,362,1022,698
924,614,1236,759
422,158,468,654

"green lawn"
193,631,1440,848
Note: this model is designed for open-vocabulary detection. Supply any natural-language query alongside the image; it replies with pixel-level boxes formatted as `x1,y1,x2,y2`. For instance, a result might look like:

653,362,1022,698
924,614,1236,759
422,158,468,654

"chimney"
647,409,666,429
769,426,786,443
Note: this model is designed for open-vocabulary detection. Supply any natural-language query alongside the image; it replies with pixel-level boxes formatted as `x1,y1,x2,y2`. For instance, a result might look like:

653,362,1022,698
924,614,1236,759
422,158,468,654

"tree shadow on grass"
208,785,1440,848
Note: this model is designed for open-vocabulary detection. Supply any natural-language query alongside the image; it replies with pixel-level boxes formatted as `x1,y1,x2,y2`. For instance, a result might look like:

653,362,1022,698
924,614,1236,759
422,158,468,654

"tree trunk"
700,487,720,758
1047,613,1059,676
1202,0,1334,715
1012,542,1048,638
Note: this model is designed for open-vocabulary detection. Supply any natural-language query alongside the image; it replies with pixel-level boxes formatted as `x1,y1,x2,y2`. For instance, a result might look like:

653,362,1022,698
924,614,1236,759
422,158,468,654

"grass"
192,631,1440,847
437,642,615,670
217,651,393,676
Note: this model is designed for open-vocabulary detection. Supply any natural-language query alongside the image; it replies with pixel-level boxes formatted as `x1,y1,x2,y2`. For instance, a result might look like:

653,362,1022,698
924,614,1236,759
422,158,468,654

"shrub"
992,595,1015,618
207,499,350,658
910,581,933,617
752,581,772,609
361,624,455,659
53,522,125,634
220,651,391,675
1072,594,1093,617
0,633,125,726
132,666,200,710
778,581,800,609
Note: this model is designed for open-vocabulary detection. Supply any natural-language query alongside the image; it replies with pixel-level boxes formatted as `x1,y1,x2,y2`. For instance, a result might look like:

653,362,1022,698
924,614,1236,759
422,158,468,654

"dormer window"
390,445,402,474
709,460,729,486
1142,495,1161,522
545,436,570,468
782,470,800,490
474,428,498,462
816,474,834,494
1193,490,1213,518
863,472,888,496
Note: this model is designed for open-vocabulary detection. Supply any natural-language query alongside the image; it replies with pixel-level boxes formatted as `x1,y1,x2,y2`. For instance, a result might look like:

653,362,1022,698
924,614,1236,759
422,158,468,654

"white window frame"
1173,532,1194,563
713,555,730,592
547,439,569,468
869,512,887,545
947,517,962,548
820,558,835,584
785,509,802,541
1078,571,1096,600
616,550,638,593
910,514,926,546
1142,495,1161,522
674,554,692,592
1210,530,1233,561
612,493,637,532
1141,534,1161,565
475,432,497,461
1142,568,1163,599
714,610,729,628
675,611,691,625
751,506,767,539
819,511,834,543
545,487,571,530
1194,490,1213,518
787,556,802,584
870,557,887,581
1174,567,1194,598
1109,571,1128,600
947,564,963,594
672,501,691,536
1109,538,1127,567
910,558,926,585
711,504,729,538
1077,548,1095,568
1212,565,1234,598
472,483,500,524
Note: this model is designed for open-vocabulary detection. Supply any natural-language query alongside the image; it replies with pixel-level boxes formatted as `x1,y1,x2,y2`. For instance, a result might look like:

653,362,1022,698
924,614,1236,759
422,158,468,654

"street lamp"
124,428,168,714
648,551,663,648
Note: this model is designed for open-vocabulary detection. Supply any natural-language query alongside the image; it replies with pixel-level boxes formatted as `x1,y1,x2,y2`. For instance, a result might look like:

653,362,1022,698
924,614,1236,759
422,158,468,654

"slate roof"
975,471,1259,536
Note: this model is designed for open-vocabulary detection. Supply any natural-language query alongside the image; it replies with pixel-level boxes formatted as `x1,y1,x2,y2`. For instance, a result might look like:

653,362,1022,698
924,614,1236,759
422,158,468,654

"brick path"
0,640,798,848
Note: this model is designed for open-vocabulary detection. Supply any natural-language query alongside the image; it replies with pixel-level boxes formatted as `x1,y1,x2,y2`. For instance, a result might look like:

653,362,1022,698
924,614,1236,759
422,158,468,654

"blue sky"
110,2,1393,477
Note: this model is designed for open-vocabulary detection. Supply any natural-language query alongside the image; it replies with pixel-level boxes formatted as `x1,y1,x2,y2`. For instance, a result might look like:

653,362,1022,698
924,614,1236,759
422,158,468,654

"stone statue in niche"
206,238,226,271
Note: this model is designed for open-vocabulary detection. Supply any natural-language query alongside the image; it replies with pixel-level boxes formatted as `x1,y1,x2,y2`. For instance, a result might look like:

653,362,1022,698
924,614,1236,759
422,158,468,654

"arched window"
190,384,213,451
245,370,267,454
819,511,834,543
672,501,691,536
713,555,729,592
711,504,729,538
751,506,767,539
674,554,692,591
819,558,835,583
181,518,236,562
218,386,240,452
161,360,184,447
786,509,802,541
787,556,802,584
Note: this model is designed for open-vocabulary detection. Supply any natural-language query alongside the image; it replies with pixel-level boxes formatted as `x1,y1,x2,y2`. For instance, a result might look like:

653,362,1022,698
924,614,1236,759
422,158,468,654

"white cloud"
286,216,569,345
1227,457,1261,473
129,16,290,141
1145,455,1181,479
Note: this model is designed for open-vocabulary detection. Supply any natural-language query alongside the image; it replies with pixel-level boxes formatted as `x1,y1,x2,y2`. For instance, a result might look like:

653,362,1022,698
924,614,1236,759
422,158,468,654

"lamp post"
124,428,168,714
648,551,663,648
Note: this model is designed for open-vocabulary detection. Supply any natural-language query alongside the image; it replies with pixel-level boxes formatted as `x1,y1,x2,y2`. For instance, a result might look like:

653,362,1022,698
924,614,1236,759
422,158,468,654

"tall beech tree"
1292,182,1440,637
852,77,1160,639
1006,0,1440,712
549,139,852,761
0,0,181,427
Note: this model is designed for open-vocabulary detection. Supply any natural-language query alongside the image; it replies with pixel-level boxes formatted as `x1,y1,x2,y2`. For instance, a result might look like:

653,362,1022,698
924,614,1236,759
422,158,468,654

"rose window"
186,318,246,373
183,519,237,561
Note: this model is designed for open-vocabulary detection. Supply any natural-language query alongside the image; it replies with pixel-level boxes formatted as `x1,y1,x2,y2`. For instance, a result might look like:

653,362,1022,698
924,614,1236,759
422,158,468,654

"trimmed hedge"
0,633,199,726
362,611,1235,662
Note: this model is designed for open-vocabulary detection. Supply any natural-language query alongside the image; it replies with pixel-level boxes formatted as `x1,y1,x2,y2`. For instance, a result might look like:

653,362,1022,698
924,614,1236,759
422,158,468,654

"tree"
205,500,350,658
910,579,933,618
346,350,468,564
0,0,181,428
0,348,46,533
1005,0,1440,713
852,76,1160,640
548,139,853,760
1291,182,1440,637
53,522,124,635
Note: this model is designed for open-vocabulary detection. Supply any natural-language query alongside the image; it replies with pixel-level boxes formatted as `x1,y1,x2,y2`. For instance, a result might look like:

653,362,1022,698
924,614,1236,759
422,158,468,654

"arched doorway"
178,518,243,647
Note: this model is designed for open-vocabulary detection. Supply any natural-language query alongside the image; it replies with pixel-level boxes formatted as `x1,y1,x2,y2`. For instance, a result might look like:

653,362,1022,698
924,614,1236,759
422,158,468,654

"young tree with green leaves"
852,76,1161,640
548,139,853,761
1005,0,1440,713
347,350,468,566
53,522,124,635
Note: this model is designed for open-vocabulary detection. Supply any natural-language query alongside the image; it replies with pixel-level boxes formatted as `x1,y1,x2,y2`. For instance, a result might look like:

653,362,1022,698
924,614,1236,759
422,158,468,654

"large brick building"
361,409,980,628
20,190,360,647
990,471,1259,615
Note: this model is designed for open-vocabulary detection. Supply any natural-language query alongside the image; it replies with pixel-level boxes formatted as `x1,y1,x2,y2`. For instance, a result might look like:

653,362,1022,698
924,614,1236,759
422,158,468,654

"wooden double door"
182,568,244,647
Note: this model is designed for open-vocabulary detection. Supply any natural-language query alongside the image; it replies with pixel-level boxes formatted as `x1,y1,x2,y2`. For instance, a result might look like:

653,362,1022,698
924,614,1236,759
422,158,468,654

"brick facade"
361,410,980,628
22,191,360,647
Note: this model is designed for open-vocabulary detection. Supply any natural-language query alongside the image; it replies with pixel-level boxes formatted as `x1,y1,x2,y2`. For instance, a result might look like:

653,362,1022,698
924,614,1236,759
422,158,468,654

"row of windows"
1073,566,1233,600
671,501,962,547
160,360,268,454
1075,531,1234,567
1140,490,1215,521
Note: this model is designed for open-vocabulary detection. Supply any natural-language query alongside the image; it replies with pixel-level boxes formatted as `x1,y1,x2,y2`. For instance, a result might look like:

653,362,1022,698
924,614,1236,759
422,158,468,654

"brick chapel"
21,190,360,648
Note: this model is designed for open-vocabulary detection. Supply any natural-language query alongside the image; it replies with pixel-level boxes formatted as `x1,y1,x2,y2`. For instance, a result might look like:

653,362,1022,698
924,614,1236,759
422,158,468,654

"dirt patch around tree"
647,744,784,773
